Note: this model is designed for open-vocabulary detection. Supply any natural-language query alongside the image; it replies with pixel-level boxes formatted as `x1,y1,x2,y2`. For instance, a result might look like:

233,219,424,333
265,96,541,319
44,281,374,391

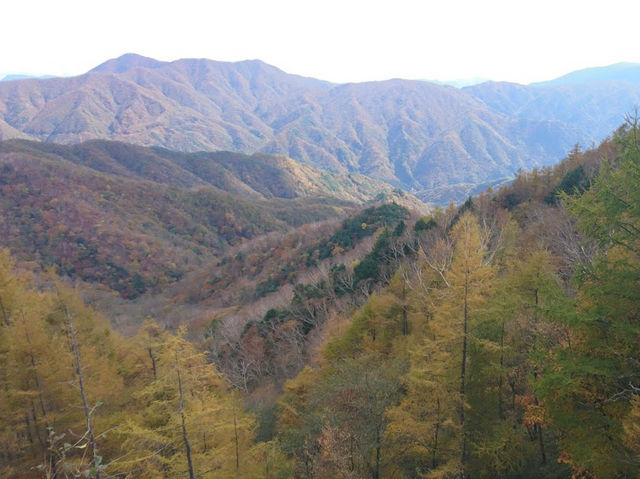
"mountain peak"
533,62,640,86
90,53,167,74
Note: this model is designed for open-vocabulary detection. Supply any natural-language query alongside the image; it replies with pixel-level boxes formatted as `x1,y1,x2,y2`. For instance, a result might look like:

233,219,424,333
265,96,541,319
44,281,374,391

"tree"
388,212,494,478
538,119,640,478
119,326,256,478
0,251,128,478
622,393,640,473
315,355,405,479
0,253,67,476
468,246,571,478
277,366,322,478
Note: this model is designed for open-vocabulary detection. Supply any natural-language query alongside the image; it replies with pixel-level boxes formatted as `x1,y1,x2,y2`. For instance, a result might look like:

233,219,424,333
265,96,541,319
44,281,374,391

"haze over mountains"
0,74,56,82
1,54,640,201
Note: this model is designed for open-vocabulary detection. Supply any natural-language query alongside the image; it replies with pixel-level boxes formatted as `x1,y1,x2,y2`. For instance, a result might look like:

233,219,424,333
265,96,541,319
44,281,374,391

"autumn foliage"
2,122,640,478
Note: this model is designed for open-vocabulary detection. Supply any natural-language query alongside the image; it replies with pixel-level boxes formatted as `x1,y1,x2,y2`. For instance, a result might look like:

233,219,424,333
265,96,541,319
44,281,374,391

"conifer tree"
388,212,494,478
120,326,255,478
469,246,571,477
539,120,640,478
0,251,127,477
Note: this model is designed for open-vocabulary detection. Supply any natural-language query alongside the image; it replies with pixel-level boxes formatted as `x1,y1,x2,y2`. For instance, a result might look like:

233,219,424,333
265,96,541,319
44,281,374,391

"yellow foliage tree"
119,326,256,478
0,251,127,478
623,394,640,475
387,212,494,478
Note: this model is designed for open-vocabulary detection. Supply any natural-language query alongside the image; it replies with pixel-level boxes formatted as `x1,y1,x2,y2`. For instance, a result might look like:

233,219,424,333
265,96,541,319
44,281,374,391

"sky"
3,0,640,85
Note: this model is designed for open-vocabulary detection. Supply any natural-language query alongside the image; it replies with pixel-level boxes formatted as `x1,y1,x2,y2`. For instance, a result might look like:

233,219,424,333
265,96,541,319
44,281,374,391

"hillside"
2,123,639,478
243,122,640,478
5,54,639,201
0,139,401,203
466,78,640,145
0,139,414,298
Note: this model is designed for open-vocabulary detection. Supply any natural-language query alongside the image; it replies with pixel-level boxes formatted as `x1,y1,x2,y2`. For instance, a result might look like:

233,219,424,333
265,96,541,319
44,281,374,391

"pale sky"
3,0,640,84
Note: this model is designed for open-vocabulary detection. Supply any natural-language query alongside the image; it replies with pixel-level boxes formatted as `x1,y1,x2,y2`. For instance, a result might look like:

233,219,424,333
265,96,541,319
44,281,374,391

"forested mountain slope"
260,122,640,478
4,55,640,200
466,78,640,146
0,255,284,478
1,122,639,478
0,139,397,202
0,139,413,298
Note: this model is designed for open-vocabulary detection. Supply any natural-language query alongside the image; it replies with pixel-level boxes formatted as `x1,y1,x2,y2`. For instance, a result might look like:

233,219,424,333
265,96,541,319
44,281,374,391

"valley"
1,55,640,478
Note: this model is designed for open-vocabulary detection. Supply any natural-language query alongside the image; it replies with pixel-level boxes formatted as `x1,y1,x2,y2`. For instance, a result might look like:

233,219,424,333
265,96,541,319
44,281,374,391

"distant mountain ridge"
0,74,56,82
1,55,639,201
0,138,404,203
532,62,640,86
89,53,168,73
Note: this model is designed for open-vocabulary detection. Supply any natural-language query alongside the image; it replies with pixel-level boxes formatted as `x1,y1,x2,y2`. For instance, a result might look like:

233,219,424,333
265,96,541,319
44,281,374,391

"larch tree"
468,245,572,477
0,253,68,476
0,251,127,478
622,393,640,473
387,212,495,479
119,326,256,478
313,354,405,479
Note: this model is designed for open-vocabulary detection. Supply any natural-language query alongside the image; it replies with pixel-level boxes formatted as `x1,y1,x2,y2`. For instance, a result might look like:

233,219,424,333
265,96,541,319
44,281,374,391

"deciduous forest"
1,121,640,478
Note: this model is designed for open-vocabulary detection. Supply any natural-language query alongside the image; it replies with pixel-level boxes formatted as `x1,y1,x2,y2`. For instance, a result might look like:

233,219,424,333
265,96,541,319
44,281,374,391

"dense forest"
1,120,640,478
0,140,414,300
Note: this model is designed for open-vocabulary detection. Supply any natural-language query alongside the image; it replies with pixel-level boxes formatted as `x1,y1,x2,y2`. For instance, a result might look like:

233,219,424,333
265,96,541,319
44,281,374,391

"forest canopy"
1,121,640,478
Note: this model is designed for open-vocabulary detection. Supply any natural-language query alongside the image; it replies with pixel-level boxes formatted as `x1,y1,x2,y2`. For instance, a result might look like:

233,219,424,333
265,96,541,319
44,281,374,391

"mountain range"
2,54,640,201
0,74,56,82
0,139,412,298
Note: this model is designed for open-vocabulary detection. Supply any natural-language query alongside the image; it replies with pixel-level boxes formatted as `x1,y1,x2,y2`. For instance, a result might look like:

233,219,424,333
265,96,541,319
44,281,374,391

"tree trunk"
373,427,381,479
535,414,547,465
24,414,36,457
432,397,441,469
498,320,505,420
25,327,50,447
65,305,101,479
30,402,45,450
532,289,547,465
0,294,10,326
176,360,195,479
459,271,469,479
233,397,240,476
401,280,409,335
147,347,157,380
